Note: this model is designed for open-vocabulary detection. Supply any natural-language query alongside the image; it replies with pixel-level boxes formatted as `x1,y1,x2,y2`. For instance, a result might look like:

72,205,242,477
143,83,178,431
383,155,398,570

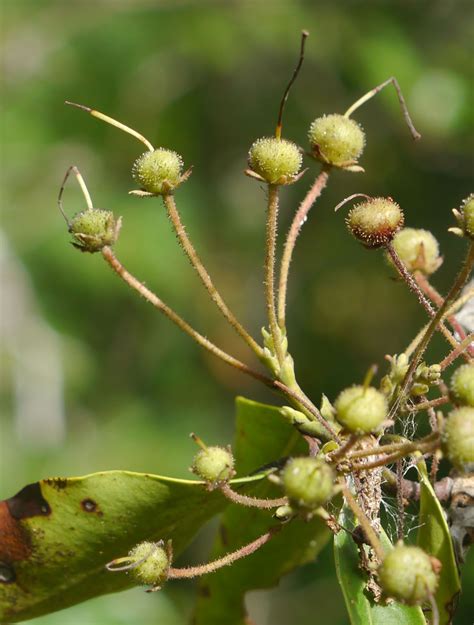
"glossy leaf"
417,462,461,625
334,505,426,625
0,469,265,622
193,396,332,625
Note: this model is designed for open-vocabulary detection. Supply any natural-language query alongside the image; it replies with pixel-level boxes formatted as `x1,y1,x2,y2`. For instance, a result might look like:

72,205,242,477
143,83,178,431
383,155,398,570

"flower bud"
389,228,442,275
442,406,474,469
378,543,439,605
69,209,121,253
191,446,235,485
132,148,184,195
450,363,474,407
347,197,404,248
308,114,365,167
247,137,302,185
282,457,334,510
334,386,388,434
127,541,170,587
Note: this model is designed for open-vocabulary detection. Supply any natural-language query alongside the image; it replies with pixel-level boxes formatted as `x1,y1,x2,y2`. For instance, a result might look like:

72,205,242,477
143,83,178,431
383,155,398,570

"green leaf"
417,462,461,625
193,396,332,625
0,469,264,623
334,505,426,625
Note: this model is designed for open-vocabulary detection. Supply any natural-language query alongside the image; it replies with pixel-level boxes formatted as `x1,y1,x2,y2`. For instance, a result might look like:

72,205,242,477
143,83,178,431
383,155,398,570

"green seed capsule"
334,385,388,434
347,197,404,248
442,406,474,469
450,363,474,407
282,457,334,509
69,209,121,253
191,446,235,484
308,114,365,166
248,137,302,185
378,543,439,605
132,148,184,195
128,541,169,587
390,228,442,275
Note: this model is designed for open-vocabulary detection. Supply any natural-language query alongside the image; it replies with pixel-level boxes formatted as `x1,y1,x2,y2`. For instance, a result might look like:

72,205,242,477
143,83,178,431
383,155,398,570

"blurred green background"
1,0,473,623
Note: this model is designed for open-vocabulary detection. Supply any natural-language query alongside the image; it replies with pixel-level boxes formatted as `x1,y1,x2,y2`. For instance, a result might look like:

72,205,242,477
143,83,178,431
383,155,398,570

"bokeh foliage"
1,1,473,623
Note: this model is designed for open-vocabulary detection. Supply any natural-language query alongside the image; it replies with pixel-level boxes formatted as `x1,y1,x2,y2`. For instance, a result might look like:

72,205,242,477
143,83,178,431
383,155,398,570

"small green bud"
69,209,121,253
247,137,302,185
282,457,334,510
450,194,474,239
450,363,474,407
127,541,170,587
274,504,295,522
334,385,388,434
347,197,404,248
132,148,184,195
308,114,365,167
191,446,235,485
442,406,474,469
389,228,442,275
378,543,439,605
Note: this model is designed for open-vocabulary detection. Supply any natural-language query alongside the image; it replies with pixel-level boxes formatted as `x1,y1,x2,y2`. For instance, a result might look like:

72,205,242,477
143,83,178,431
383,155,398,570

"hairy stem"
440,333,474,370
265,184,284,365
101,246,268,385
386,243,459,350
162,193,263,358
346,433,439,461
390,241,474,419
220,482,288,509
414,271,473,359
168,527,280,579
277,167,330,329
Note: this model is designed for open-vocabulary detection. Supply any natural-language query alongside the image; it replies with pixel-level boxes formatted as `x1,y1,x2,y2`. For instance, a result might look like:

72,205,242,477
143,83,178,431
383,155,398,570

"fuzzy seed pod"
69,209,121,253
191,446,235,484
247,137,302,185
127,541,170,587
389,228,442,275
450,363,474,407
308,114,365,167
442,406,474,469
334,385,388,434
378,543,439,605
347,197,404,248
132,148,184,195
282,457,334,509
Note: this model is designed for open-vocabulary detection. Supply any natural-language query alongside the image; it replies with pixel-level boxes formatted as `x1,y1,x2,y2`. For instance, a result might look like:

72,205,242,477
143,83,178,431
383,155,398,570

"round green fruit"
390,228,441,275
282,457,334,509
128,541,169,587
334,386,388,434
191,446,235,483
347,197,404,248
69,209,121,252
450,363,474,407
132,148,184,195
378,543,438,605
248,137,302,184
442,406,474,469
308,114,365,166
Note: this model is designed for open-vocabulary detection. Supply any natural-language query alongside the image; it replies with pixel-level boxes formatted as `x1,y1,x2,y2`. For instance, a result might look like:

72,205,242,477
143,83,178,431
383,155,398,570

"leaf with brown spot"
0,469,266,622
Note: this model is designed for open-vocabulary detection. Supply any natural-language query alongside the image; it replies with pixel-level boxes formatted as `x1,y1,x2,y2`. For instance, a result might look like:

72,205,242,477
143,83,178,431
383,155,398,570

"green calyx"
450,363,474,407
347,197,404,248
308,114,365,168
127,541,170,587
378,543,439,605
69,209,121,253
442,406,474,469
247,137,302,185
334,385,388,434
132,148,184,195
282,456,334,510
389,228,442,275
191,446,235,485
